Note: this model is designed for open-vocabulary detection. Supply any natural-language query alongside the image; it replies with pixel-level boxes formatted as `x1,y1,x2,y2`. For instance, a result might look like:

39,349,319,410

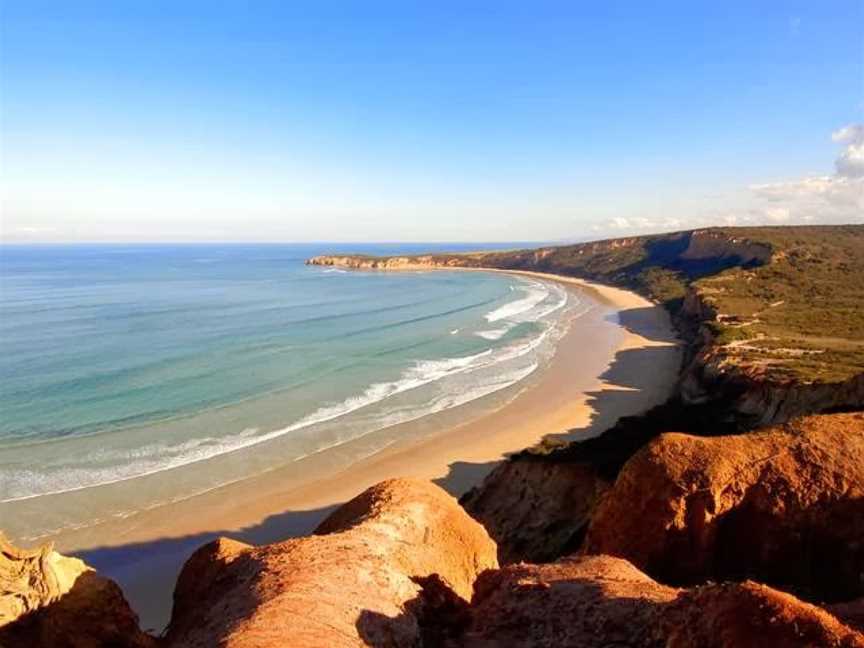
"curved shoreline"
63,271,680,631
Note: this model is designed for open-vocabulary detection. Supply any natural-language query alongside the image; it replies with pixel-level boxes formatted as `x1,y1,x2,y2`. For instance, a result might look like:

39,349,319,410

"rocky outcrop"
307,254,479,271
679,229,772,266
459,456,610,564
0,532,154,647
164,478,498,647
461,397,741,564
680,354,864,427
456,555,679,646
583,412,864,602
451,555,863,647
661,581,864,648
6,472,864,647
679,286,864,427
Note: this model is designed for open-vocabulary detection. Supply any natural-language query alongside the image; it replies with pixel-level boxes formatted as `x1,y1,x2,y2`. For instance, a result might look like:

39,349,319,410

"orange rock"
164,478,498,647
454,556,863,647
460,457,610,564
583,412,864,602
662,581,864,648
459,555,678,647
0,532,154,648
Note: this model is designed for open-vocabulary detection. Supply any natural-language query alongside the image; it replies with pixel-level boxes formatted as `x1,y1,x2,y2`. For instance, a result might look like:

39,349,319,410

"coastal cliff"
5,466,863,646
312,226,864,573
3,225,862,646
310,225,864,427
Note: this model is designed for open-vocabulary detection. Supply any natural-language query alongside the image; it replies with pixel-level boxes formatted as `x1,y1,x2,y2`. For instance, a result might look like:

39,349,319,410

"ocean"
0,243,582,542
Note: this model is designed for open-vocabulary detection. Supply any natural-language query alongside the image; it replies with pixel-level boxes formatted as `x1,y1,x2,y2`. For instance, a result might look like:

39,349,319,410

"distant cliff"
310,225,864,427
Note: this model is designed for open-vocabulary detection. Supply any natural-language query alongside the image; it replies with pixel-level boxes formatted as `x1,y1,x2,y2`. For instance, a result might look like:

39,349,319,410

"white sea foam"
484,282,549,322
0,339,545,502
1,276,577,505
16,358,545,542
476,327,510,340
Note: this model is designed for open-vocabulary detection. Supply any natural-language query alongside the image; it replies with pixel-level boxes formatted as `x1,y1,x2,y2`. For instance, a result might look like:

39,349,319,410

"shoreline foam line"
1,277,574,503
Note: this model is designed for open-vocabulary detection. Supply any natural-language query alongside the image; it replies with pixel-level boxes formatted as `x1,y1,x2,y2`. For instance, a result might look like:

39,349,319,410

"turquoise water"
0,244,579,540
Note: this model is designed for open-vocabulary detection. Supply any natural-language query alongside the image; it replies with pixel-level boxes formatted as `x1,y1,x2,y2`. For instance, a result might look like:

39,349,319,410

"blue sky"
1,1,862,242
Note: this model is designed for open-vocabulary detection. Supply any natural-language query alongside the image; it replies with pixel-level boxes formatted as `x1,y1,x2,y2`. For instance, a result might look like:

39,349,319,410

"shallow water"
0,243,580,541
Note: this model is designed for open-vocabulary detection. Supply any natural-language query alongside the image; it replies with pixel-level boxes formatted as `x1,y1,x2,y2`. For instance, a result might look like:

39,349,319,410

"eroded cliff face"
456,555,680,647
679,229,772,266
0,533,155,648
678,286,864,426
459,458,610,564
307,254,480,271
5,468,864,647
583,412,864,602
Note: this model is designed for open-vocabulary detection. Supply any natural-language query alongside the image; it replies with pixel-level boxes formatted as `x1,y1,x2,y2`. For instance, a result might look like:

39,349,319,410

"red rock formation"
662,581,864,648
454,555,864,647
583,412,864,601
0,533,154,648
457,555,679,647
165,478,498,647
460,457,610,564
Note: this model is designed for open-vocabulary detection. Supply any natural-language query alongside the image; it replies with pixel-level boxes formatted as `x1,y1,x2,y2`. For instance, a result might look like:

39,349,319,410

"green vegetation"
476,225,864,383
322,224,864,384
693,226,864,382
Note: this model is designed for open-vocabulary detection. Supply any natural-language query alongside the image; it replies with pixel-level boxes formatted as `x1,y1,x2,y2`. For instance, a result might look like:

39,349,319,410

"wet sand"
67,272,681,632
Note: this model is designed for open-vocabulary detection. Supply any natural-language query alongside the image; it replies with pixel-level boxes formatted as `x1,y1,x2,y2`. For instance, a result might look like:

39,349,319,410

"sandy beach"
64,272,681,632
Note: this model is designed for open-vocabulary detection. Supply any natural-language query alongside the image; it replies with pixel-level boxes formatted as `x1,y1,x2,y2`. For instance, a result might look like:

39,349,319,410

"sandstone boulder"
165,478,498,647
583,412,864,601
662,581,864,648
456,555,678,647
0,532,154,648
461,398,740,565
451,555,863,647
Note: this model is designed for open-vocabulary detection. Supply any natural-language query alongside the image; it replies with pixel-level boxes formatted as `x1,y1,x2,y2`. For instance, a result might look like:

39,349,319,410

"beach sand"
65,272,681,632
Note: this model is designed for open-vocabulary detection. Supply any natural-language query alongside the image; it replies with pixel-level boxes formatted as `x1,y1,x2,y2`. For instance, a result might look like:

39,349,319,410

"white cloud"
746,123,864,223
576,123,862,239
832,123,864,178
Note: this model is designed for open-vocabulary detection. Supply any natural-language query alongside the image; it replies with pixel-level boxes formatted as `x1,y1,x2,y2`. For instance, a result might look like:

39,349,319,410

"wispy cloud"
832,123,864,178
749,123,864,222
588,123,864,236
